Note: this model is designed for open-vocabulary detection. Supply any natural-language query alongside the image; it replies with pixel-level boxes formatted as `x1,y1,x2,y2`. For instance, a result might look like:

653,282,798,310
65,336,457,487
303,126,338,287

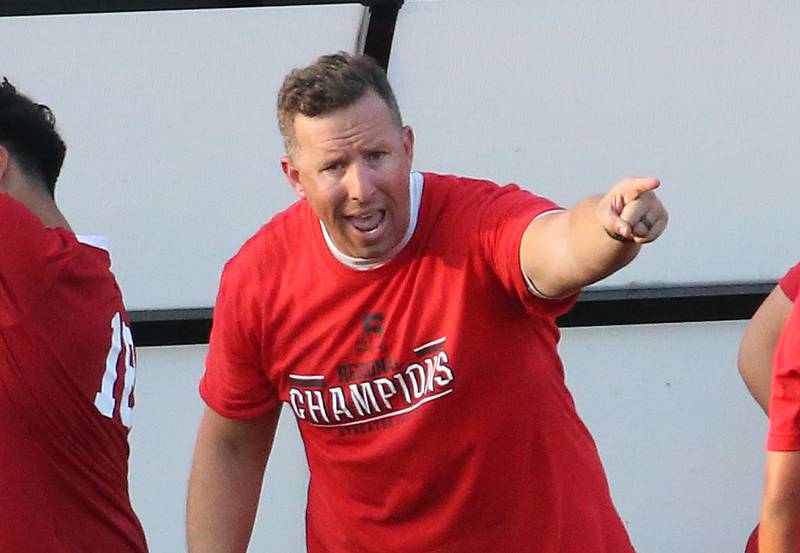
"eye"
322,161,345,173
366,151,386,162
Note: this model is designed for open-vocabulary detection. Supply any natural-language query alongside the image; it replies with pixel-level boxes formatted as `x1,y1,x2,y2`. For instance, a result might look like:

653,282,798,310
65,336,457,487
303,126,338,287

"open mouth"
347,210,385,234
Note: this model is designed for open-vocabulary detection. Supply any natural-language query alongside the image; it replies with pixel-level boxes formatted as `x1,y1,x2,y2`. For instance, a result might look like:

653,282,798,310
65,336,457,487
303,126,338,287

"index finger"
622,177,661,202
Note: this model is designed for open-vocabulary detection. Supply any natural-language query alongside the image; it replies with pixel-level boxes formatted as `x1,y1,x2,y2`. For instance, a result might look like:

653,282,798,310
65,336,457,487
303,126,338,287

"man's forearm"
186,447,264,552
187,407,278,553
565,195,641,286
524,196,640,298
760,451,800,553
521,177,667,299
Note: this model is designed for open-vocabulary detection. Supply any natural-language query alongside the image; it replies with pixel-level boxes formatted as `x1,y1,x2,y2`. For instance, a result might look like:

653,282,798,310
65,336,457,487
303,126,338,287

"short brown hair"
277,52,403,156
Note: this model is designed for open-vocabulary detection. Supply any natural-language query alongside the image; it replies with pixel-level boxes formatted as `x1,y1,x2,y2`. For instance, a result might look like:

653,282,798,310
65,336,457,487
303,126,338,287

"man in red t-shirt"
187,52,669,553
0,79,147,552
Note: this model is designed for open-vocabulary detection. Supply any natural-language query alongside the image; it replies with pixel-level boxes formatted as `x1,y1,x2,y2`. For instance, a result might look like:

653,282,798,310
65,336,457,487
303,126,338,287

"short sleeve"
477,183,577,318
778,262,800,302
200,260,279,419
767,297,800,451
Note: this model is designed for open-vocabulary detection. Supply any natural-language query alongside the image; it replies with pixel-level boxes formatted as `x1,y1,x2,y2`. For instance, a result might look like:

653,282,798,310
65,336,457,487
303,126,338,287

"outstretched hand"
596,177,668,243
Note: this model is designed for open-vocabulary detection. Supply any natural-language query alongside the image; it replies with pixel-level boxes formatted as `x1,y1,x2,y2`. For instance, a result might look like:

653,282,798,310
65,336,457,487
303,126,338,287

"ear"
281,155,306,199
402,125,414,164
0,146,10,191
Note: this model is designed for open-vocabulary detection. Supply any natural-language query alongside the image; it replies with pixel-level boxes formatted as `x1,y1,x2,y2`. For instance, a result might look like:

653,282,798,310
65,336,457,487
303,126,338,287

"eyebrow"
317,154,347,169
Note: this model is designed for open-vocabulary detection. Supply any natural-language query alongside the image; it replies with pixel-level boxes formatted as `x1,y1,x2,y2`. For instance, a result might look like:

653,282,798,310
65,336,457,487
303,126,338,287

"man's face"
281,91,414,260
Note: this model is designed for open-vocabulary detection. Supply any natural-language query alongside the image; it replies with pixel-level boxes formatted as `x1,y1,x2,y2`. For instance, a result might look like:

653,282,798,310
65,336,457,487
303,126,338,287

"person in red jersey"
0,78,147,553
739,264,800,553
187,52,668,553
757,295,800,552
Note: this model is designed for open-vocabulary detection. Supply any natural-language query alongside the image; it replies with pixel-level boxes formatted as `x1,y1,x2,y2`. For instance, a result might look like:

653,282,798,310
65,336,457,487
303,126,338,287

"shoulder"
779,262,800,301
220,200,310,289
0,194,87,285
419,172,498,219
421,172,558,219
423,171,551,201
0,192,53,248
422,172,503,197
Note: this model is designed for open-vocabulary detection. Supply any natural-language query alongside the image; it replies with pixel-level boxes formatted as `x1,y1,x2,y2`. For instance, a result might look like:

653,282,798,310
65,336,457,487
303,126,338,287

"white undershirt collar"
76,235,109,252
321,172,423,270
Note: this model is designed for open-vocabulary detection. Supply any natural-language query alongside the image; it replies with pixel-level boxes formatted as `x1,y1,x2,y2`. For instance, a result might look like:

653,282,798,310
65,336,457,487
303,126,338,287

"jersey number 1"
94,312,136,428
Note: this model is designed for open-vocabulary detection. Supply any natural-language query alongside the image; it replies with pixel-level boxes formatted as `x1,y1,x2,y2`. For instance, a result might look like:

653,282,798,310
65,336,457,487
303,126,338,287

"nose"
345,162,375,203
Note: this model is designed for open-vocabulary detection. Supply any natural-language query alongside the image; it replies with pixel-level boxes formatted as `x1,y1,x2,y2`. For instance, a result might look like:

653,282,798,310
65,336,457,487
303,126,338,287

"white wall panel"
0,5,364,309
561,321,765,552
130,322,768,552
391,0,800,287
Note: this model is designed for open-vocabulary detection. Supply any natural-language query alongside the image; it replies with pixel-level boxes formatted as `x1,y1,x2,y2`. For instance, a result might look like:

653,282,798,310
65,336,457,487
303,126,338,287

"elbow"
737,347,751,381
737,341,762,389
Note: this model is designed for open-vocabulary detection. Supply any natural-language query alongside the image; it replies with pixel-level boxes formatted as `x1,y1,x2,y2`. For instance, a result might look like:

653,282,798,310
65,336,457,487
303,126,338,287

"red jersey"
768,295,800,452
0,194,147,552
202,173,634,553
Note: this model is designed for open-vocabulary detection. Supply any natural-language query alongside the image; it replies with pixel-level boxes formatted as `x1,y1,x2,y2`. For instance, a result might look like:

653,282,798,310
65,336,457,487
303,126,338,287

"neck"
11,186,71,231
0,159,71,231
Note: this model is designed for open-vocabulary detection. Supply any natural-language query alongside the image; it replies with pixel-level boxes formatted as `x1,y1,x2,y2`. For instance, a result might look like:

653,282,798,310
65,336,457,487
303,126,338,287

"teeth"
349,211,383,232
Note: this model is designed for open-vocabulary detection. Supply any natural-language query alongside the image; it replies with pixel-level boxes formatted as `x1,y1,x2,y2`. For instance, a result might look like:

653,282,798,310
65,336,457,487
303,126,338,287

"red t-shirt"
202,173,634,553
0,194,147,552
